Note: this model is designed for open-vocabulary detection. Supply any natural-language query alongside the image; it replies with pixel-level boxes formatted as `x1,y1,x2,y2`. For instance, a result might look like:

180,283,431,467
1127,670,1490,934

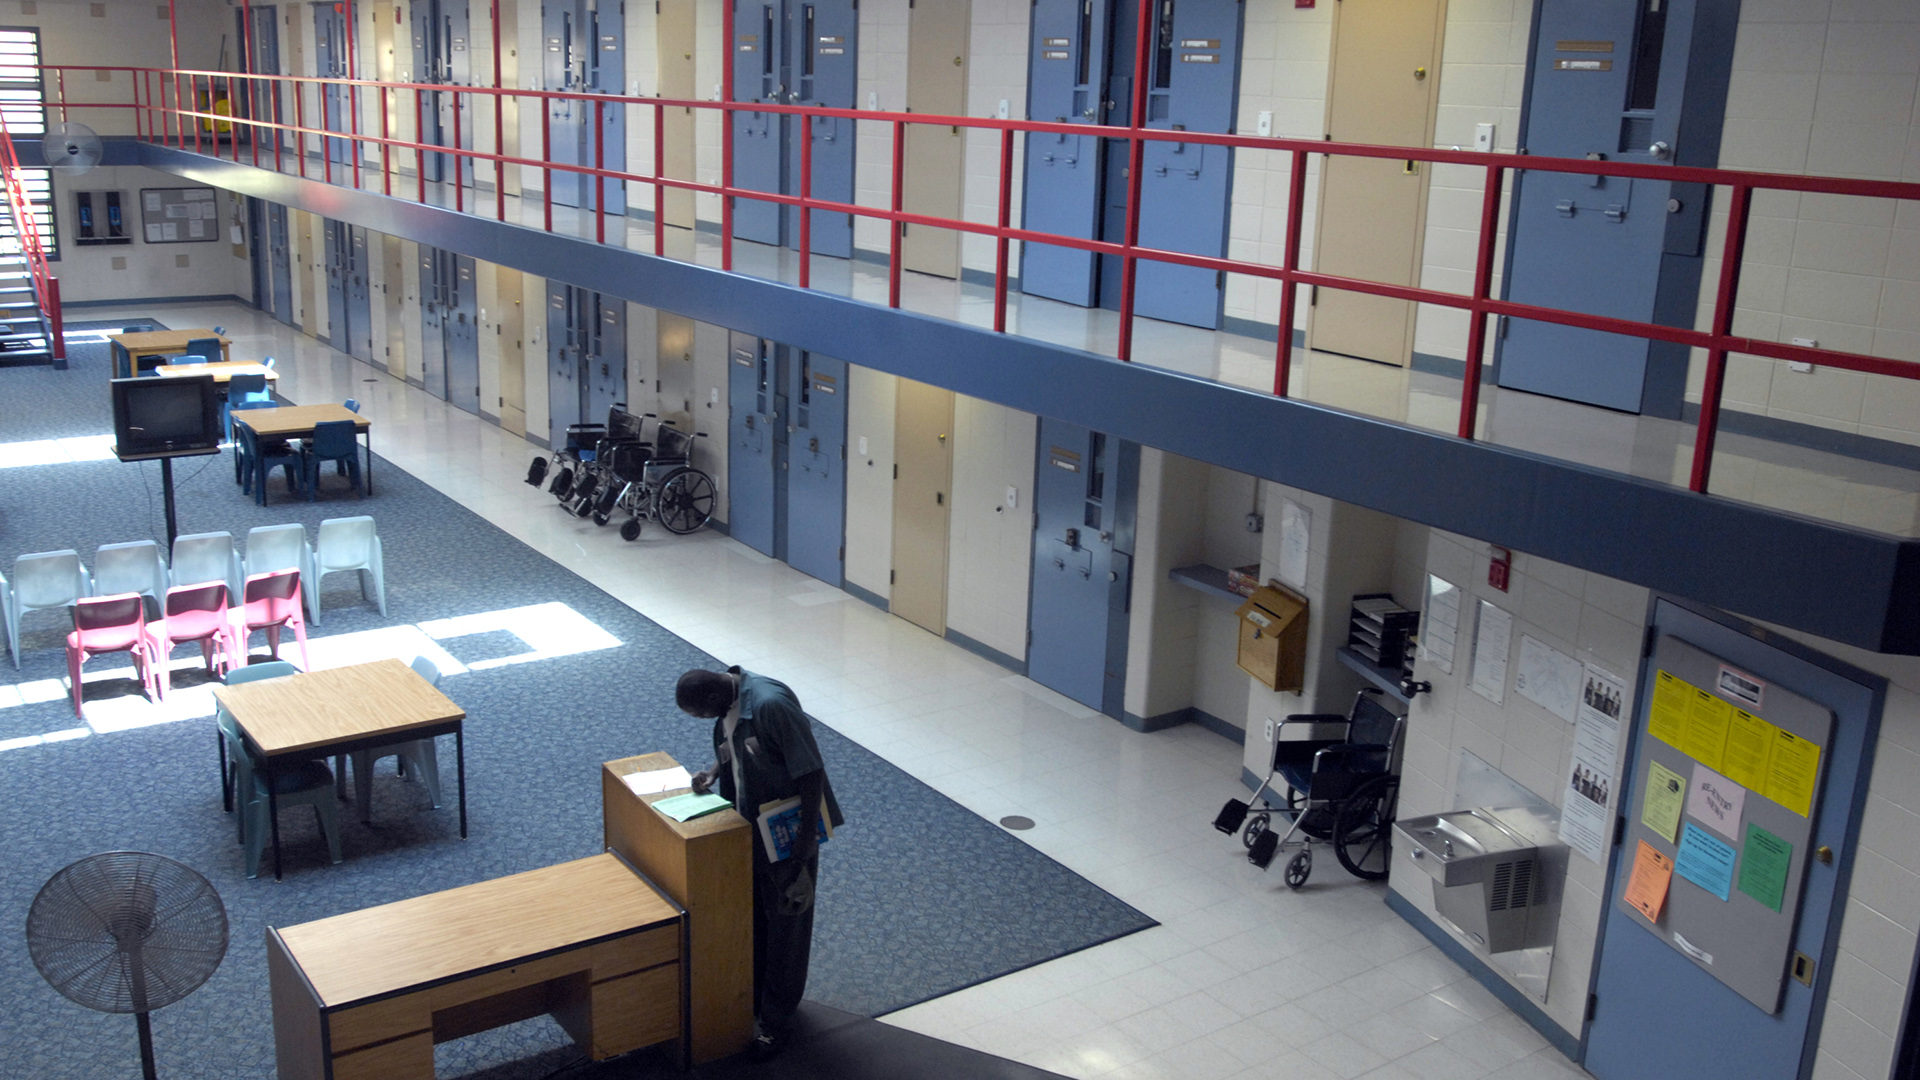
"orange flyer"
1625,840,1675,923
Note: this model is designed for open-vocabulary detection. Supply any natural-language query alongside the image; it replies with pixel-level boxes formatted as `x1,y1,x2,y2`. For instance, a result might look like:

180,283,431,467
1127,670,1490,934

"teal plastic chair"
216,659,300,811
217,661,341,878
343,655,443,822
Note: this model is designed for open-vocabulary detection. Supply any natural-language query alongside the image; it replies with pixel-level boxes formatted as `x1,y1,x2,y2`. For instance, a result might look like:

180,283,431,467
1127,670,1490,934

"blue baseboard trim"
1383,889,1583,1062
1682,400,1920,474
525,433,552,451
1188,708,1246,744
480,409,500,425
1120,706,1246,740
843,579,888,611
1242,766,1265,793
707,517,731,537
62,293,250,309
944,627,1026,675
406,376,426,390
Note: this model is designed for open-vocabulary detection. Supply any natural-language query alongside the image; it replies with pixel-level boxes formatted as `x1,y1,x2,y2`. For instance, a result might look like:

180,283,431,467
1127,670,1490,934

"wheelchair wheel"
1333,775,1399,881
656,467,717,534
620,517,642,542
1285,849,1312,890
1241,811,1270,851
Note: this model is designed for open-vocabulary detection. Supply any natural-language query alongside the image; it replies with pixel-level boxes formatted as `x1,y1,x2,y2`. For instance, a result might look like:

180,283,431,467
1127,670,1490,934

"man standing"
677,665,844,1059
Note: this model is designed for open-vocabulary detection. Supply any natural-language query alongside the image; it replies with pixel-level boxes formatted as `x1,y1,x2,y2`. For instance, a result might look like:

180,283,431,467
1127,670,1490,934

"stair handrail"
0,106,63,364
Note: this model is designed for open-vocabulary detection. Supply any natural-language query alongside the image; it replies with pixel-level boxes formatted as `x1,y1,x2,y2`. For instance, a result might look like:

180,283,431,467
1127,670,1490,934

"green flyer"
1738,823,1792,912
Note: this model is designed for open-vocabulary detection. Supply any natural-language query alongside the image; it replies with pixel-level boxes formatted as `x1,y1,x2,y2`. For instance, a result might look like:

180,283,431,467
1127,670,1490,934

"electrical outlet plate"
997,99,1010,120
1790,338,1817,373
1474,122,1496,153
1256,111,1272,137
1265,718,1275,742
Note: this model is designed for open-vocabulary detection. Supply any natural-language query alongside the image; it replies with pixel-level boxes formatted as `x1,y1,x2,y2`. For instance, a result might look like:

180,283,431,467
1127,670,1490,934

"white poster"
1422,574,1459,675
1277,499,1310,590
1516,635,1582,722
1468,599,1512,705
1559,662,1627,863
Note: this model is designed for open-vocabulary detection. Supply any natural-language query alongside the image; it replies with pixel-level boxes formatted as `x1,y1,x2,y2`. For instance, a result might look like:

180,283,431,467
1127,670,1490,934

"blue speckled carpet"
0,340,1152,1079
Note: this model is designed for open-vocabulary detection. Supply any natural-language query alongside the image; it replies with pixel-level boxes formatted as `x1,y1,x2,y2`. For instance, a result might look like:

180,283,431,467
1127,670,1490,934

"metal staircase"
0,107,63,368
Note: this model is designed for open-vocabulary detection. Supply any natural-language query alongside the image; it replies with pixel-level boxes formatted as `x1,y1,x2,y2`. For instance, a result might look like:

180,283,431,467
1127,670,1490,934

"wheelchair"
1211,688,1403,889
524,406,717,539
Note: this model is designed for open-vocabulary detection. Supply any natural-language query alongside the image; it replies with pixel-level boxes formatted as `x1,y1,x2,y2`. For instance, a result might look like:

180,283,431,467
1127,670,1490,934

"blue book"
756,796,832,862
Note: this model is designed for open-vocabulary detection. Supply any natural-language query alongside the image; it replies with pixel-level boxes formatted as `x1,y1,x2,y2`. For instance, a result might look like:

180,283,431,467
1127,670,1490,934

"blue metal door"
784,351,845,585
785,0,856,258
732,1,788,246
267,202,294,326
1130,0,1242,329
727,332,782,556
445,255,481,414
1020,0,1113,307
314,3,353,166
413,0,474,185
422,247,449,399
1497,0,1733,417
1584,600,1880,1080
585,291,626,423
544,0,588,208
244,6,282,147
546,279,580,446
346,226,373,361
586,0,625,215
324,218,349,349
1027,419,1137,715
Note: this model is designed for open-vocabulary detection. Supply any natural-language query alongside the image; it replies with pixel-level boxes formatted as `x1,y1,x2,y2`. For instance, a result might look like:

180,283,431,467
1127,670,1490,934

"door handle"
1649,141,1672,159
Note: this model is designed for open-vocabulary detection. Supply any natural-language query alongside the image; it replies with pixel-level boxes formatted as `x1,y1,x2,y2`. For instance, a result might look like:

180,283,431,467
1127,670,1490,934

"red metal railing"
0,106,63,364
26,60,1920,498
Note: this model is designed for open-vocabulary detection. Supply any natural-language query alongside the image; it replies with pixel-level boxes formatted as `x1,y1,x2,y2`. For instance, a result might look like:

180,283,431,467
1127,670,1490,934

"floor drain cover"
999,815,1035,831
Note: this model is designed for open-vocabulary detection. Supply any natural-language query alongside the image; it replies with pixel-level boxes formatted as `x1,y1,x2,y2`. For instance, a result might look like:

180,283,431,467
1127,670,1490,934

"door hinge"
890,569,896,584
1309,285,1318,306
1586,993,1598,1022
838,546,845,562
1643,624,1658,658
1613,816,1626,847
893,463,899,479
1498,315,1510,338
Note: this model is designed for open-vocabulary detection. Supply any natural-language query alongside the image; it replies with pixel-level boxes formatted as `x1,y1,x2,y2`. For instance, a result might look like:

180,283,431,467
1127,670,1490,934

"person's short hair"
676,669,735,719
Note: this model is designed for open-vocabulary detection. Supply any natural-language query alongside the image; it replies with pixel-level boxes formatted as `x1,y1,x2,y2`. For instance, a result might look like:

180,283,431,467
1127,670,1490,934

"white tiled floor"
69,299,1600,1080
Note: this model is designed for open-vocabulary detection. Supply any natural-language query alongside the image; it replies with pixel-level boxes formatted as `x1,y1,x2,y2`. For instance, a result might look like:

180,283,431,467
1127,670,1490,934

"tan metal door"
656,312,696,420
1308,0,1446,366
902,0,969,279
382,234,407,374
891,378,954,634
656,0,698,230
497,267,526,434
296,211,318,336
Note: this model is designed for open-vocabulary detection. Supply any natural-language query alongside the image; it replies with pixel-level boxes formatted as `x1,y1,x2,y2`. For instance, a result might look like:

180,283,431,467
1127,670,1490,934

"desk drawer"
332,1031,432,1080
328,994,432,1055
591,962,681,1058
592,925,678,981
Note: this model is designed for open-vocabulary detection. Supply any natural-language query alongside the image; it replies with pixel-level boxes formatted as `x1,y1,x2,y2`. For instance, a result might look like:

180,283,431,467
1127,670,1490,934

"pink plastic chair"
146,581,235,698
229,568,311,671
65,593,156,718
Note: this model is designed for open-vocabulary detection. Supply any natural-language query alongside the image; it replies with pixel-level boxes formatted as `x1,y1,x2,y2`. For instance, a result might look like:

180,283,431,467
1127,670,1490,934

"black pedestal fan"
25,852,229,1080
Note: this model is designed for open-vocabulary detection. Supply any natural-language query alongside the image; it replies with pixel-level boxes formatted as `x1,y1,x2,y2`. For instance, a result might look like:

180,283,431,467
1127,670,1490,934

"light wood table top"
213,659,463,757
155,360,279,383
275,854,680,1007
232,402,370,439
108,329,231,354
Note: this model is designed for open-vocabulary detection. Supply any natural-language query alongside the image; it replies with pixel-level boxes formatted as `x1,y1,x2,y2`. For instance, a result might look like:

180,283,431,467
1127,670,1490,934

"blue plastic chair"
344,398,360,413
184,337,223,361
238,422,305,505
304,420,362,499
231,401,285,489
222,373,272,442
174,354,208,365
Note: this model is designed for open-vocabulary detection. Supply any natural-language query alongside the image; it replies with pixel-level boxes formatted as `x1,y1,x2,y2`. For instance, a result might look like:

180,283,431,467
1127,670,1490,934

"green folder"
652,792,733,823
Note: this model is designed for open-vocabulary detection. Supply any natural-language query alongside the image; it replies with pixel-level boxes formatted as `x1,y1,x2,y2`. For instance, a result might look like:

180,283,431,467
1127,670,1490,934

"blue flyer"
1675,822,1737,901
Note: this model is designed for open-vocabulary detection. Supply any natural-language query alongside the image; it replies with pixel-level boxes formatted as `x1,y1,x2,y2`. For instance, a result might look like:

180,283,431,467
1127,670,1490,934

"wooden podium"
603,753,755,1064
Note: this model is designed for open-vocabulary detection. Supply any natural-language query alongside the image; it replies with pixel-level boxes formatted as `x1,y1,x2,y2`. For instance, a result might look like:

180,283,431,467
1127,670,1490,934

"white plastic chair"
312,516,386,624
171,531,245,605
92,540,169,612
344,655,443,821
6,550,93,668
245,524,316,615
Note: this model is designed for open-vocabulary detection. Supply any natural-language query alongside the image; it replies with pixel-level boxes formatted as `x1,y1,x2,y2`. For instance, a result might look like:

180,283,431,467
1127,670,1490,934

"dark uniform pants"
752,836,817,1035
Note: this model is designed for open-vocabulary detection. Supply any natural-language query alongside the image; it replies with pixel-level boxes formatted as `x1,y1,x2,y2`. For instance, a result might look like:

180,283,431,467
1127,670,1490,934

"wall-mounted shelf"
1170,564,1243,603
1336,646,1412,706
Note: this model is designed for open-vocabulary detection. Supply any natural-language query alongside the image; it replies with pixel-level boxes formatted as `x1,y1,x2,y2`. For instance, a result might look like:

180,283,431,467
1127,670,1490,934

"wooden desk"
269,854,686,1080
156,359,280,385
107,329,231,377
603,753,754,1064
215,659,466,880
234,403,374,494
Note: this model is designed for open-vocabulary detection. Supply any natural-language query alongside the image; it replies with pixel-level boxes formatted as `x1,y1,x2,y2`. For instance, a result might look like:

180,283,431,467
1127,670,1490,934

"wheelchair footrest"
1213,799,1249,835
1248,829,1281,870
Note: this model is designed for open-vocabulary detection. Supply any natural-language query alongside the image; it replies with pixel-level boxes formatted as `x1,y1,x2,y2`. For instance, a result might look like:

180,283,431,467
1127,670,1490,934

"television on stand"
110,374,223,462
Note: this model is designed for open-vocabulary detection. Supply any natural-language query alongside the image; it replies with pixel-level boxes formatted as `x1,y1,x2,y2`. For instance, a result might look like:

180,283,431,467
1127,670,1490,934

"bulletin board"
1614,634,1832,1013
139,186,221,243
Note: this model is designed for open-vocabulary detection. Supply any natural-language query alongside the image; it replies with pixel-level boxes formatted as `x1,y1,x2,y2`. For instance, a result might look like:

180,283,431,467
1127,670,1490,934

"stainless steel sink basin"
1396,808,1535,887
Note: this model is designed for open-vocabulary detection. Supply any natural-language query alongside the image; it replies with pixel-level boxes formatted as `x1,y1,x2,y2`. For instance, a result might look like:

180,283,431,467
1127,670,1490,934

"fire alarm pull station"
1489,546,1512,592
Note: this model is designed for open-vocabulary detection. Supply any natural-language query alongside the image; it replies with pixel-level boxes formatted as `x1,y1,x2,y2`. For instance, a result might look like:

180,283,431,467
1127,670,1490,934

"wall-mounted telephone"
74,190,131,245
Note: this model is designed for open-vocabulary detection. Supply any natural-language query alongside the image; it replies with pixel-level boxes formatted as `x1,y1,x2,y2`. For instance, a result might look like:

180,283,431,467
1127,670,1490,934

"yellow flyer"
1642,760,1686,844
1682,687,1733,772
1721,708,1775,793
1648,670,1690,751
1766,728,1822,817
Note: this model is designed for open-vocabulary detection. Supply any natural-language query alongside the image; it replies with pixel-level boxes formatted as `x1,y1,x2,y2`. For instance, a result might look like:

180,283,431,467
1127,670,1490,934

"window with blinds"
0,27,45,136
0,166,57,261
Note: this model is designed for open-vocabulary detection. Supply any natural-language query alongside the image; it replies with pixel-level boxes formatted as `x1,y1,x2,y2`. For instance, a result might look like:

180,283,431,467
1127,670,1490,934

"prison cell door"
1020,0,1115,307
784,0,856,258
731,0,787,245
1496,0,1734,417
314,3,354,166
543,0,625,212
1125,0,1244,329
1027,419,1136,716
890,378,953,635
345,226,374,362
325,218,351,352
785,351,847,586
413,0,474,185
422,248,450,399
242,5,282,143
249,199,271,313
902,0,969,279
583,291,627,425
267,202,295,327
727,332,784,557
496,267,527,432
656,0,698,230
1307,0,1443,366
445,254,482,415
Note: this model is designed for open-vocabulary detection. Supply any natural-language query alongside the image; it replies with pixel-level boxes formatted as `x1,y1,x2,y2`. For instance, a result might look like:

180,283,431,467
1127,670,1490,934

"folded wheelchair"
1212,688,1404,889
524,405,717,539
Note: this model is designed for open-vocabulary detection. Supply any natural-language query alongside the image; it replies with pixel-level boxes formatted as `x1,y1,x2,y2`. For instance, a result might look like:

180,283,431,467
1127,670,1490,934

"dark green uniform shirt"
710,667,846,832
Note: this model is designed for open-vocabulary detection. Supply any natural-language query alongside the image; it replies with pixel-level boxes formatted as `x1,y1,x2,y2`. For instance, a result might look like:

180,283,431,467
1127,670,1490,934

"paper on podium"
624,765,695,796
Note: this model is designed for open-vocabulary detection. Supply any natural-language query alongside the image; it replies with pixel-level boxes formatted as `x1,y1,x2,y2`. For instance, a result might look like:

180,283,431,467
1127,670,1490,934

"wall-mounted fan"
42,121,104,176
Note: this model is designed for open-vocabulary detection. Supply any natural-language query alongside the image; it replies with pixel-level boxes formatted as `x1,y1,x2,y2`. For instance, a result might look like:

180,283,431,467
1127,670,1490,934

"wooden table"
603,753,754,1064
155,359,280,385
214,659,466,880
233,403,374,494
268,854,686,1080
107,329,230,377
